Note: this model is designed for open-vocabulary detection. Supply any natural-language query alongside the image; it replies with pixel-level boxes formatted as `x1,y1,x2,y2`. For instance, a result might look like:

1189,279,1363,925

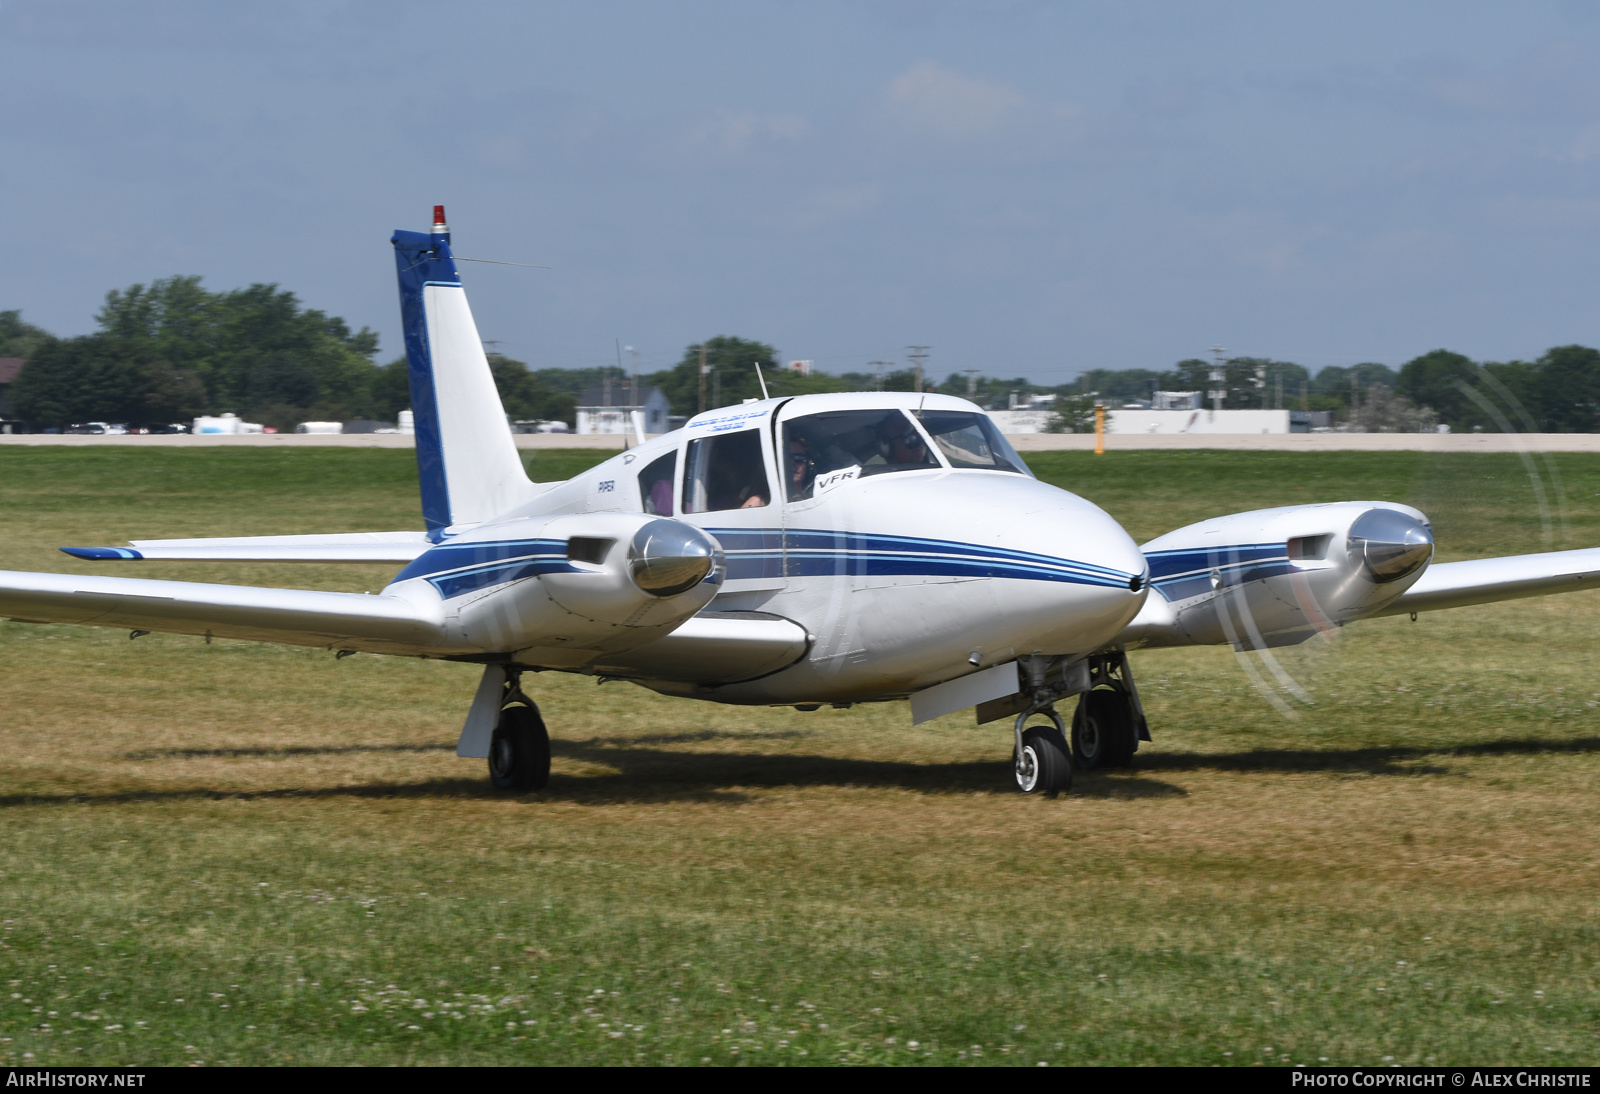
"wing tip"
60,546,143,560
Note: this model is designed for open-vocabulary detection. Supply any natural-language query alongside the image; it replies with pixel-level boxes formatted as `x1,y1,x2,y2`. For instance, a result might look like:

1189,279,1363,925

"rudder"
392,206,531,534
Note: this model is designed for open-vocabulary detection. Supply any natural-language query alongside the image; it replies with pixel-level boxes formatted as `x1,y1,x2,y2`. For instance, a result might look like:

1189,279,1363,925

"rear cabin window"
914,410,1030,475
782,409,939,502
638,452,676,515
682,429,772,514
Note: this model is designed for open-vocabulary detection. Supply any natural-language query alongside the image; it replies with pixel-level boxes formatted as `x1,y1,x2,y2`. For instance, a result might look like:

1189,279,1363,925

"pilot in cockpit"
870,416,931,468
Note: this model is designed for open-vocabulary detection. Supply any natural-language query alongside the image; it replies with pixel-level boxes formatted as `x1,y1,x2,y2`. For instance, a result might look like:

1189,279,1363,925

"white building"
1107,409,1291,434
575,384,671,435
986,408,1057,434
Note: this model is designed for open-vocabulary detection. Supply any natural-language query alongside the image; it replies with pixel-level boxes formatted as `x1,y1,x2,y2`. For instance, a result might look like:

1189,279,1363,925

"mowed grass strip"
0,447,1596,1066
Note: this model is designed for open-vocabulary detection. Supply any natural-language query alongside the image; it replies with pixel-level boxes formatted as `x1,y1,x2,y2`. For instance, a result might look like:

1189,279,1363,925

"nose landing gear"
1013,707,1072,797
1006,650,1151,792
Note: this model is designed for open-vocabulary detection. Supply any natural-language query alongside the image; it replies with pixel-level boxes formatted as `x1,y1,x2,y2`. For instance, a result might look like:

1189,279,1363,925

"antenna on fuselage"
755,362,770,400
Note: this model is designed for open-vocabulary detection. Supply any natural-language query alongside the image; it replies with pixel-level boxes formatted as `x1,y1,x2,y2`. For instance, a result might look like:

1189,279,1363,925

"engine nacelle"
1122,502,1434,649
384,513,723,659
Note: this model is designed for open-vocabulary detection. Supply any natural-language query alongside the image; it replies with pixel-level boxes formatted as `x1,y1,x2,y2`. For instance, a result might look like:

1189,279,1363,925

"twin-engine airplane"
5,207,1600,797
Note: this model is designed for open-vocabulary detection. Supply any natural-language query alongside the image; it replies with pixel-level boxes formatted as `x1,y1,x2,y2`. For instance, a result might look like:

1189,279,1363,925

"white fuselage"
381,394,1150,706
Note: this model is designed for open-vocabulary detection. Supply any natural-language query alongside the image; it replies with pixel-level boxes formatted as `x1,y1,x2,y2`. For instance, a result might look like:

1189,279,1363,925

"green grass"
0,447,1597,1066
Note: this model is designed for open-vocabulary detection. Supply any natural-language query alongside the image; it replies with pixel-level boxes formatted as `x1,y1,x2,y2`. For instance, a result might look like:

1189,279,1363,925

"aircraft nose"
1348,508,1434,583
628,519,721,597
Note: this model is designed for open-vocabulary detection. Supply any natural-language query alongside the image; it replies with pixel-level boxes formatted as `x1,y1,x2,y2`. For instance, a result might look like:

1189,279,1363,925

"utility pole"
907,345,931,393
697,344,708,415
868,361,891,392
1209,345,1227,412
962,369,980,399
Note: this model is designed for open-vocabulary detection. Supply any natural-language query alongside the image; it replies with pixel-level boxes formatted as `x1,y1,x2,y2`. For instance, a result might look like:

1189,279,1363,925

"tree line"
6,275,1598,433
0,278,577,432
1067,348,1600,433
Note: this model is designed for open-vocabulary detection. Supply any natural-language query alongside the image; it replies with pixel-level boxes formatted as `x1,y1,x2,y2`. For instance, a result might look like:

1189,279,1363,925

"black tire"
1014,724,1072,797
1072,689,1137,770
488,705,551,792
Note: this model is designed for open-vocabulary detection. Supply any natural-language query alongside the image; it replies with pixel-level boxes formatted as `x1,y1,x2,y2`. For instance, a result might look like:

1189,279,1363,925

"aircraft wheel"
488,705,551,792
1014,724,1072,797
1072,689,1137,770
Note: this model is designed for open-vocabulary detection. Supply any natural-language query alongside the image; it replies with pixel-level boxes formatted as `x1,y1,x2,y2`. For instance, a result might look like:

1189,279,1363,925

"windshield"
782,409,939,501
915,410,1031,475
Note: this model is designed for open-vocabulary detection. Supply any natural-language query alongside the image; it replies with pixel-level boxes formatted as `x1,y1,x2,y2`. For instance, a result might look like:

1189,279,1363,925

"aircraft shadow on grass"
5,733,1594,809
1137,735,1600,777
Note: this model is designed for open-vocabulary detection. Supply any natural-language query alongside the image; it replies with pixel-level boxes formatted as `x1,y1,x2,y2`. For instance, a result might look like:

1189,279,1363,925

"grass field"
0,447,1597,1066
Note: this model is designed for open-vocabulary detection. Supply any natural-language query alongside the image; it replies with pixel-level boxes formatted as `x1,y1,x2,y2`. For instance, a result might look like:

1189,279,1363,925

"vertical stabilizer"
392,207,530,534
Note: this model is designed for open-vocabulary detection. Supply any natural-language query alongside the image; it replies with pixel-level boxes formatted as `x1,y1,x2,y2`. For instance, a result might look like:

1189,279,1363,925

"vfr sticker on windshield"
813,465,861,496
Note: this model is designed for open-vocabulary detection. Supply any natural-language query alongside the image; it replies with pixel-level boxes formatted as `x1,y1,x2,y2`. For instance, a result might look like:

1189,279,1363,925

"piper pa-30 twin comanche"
6,207,1600,797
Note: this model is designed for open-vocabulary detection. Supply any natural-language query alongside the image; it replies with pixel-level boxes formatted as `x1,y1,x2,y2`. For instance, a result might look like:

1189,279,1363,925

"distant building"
575,384,670,435
986,408,1056,434
1107,409,1291,434
1151,390,1202,410
0,357,24,417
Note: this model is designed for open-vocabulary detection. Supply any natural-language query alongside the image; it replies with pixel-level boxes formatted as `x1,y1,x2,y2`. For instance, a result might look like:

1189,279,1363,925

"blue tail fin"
392,208,531,535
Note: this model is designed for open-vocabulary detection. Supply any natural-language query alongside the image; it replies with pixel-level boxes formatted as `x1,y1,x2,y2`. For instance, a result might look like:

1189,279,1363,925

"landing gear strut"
1070,652,1150,771
488,669,551,792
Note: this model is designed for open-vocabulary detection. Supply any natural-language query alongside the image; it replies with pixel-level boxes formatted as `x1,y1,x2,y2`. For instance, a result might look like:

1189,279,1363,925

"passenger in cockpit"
786,436,816,500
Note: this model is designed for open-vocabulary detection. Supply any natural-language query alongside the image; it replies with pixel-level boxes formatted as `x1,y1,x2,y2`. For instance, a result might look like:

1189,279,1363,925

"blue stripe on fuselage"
393,527,1141,599
393,537,574,599
708,528,1137,587
1143,542,1292,600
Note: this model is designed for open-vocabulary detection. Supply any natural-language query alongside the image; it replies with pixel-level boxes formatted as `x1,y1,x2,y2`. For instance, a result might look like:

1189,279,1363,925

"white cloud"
776,182,883,232
882,61,1030,139
679,109,814,159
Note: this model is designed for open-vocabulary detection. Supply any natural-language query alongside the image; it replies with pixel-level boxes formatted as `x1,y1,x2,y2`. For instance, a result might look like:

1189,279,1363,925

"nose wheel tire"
1072,689,1137,770
1014,725,1072,797
488,705,550,792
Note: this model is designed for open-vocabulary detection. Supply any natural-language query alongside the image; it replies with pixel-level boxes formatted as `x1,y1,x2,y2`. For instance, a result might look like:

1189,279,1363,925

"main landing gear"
1070,654,1149,772
488,669,551,792
1010,651,1151,794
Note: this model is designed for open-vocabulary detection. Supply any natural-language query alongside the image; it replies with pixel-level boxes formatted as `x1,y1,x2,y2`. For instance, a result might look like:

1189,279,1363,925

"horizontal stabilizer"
61,531,431,563
0,569,445,655
1378,547,1600,616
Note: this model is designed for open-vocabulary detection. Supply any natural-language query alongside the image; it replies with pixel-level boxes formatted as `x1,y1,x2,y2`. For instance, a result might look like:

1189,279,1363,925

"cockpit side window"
681,429,771,514
915,410,1031,476
638,451,676,515
782,409,939,502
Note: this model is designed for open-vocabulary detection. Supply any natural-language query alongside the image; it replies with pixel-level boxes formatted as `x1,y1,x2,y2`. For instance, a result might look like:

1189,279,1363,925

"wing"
60,531,432,563
0,569,445,655
1374,547,1600,616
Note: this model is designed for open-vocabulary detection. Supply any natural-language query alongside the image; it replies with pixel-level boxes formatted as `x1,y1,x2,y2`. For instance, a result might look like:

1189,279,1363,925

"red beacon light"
432,204,448,234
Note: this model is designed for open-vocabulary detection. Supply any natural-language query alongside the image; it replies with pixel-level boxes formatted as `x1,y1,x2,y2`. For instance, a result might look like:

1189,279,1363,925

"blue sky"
5,1,1600,383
